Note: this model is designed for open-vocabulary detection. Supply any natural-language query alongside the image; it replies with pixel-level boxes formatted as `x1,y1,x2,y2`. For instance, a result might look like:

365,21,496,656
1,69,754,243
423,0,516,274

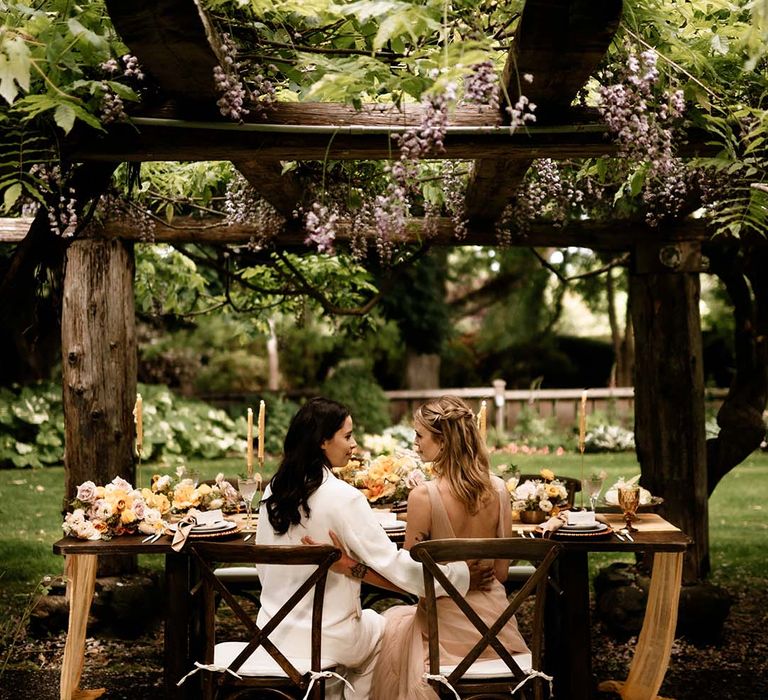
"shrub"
321,360,390,435
0,381,256,468
585,424,636,452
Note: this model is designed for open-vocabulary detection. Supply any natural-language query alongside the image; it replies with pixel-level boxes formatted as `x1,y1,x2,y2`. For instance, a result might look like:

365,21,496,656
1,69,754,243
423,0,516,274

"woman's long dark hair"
265,397,350,535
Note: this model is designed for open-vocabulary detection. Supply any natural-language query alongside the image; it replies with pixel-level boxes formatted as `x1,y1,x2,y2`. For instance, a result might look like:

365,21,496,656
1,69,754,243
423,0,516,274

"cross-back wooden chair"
410,538,561,700
187,541,341,700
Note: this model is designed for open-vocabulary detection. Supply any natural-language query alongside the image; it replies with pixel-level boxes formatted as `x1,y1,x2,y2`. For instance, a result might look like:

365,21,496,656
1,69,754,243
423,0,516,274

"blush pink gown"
371,478,529,700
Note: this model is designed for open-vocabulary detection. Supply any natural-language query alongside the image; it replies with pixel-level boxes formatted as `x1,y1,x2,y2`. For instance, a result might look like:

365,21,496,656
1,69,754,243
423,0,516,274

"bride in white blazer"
256,397,474,699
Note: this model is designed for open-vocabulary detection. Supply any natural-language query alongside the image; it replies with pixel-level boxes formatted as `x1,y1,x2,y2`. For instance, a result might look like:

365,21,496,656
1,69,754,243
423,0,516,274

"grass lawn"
0,451,766,598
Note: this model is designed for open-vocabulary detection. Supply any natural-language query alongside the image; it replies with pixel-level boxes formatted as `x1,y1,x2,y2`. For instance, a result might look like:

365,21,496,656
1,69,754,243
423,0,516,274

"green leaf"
629,169,646,197
0,35,31,105
54,102,76,134
3,182,21,212
67,18,109,51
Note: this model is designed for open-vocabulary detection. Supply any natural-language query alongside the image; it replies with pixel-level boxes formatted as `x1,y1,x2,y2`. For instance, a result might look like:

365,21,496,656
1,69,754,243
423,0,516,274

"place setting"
167,509,241,551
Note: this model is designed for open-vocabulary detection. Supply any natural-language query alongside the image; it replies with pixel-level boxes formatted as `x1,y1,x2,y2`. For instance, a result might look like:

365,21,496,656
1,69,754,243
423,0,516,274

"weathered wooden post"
630,240,708,582
62,235,137,574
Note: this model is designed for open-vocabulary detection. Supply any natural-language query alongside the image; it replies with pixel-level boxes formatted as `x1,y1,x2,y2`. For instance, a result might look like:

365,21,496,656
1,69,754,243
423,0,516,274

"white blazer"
255,468,470,663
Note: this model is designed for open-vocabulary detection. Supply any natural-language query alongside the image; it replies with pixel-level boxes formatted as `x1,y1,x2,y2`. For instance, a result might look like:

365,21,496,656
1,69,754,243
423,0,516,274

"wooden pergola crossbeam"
466,0,623,225
0,215,711,251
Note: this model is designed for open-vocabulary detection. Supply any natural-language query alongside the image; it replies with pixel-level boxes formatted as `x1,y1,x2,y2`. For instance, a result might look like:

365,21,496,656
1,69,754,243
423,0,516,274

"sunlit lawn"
0,451,766,598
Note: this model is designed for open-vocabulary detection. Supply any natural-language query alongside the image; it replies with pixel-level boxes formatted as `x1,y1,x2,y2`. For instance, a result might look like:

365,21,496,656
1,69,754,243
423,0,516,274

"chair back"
190,541,340,699
410,538,561,699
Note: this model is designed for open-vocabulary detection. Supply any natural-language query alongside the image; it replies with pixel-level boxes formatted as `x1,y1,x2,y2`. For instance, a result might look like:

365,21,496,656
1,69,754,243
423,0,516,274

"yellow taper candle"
257,400,265,465
246,407,254,477
134,393,143,457
579,390,587,454
479,400,487,442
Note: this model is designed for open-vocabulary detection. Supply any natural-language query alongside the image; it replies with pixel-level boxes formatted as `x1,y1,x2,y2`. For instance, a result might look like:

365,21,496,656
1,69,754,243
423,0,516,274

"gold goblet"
617,485,640,532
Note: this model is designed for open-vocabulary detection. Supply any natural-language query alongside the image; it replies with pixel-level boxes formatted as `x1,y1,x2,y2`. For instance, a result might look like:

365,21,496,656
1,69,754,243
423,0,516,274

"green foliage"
584,424,636,453
378,251,451,355
0,382,62,468
320,360,390,435
0,381,253,468
135,245,213,317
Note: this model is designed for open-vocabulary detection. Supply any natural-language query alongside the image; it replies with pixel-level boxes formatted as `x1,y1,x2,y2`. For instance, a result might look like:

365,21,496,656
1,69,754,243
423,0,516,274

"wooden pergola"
19,0,726,581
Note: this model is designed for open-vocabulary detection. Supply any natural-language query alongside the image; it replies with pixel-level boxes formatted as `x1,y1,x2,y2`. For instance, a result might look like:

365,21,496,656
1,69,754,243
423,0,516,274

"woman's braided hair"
414,395,493,514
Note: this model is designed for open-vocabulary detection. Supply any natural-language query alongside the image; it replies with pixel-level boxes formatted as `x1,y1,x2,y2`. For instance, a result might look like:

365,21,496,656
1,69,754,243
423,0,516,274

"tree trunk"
704,238,768,494
62,237,137,575
405,352,441,389
630,264,708,583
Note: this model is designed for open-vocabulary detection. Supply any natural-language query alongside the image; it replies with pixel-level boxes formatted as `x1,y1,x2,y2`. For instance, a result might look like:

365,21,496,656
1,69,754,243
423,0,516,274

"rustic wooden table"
53,512,689,700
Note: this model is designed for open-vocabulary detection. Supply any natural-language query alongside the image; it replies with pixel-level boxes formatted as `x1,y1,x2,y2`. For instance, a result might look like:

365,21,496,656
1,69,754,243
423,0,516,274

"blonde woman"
371,395,529,699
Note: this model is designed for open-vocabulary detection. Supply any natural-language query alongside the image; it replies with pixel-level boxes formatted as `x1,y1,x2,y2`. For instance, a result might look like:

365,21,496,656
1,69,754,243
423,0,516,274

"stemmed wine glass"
582,475,605,512
238,476,261,532
618,485,640,532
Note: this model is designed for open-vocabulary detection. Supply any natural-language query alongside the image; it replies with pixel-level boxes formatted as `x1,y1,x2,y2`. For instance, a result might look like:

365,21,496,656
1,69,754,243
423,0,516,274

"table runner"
60,554,104,700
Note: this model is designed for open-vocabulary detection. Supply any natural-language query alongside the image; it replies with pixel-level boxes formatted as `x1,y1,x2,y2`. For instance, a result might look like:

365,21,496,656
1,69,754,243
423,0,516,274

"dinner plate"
560,522,608,533
543,522,612,539
382,522,406,532
169,520,237,534
563,521,603,531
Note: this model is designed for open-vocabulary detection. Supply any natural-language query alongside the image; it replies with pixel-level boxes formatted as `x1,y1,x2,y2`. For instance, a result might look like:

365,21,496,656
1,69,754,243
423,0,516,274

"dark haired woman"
255,397,474,700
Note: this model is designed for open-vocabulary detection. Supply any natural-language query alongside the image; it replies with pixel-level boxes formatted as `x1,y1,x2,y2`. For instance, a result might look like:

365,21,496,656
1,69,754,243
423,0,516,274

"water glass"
238,477,261,531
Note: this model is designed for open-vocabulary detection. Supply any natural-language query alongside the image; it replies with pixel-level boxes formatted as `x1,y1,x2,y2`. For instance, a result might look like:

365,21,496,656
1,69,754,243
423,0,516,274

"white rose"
76,481,98,504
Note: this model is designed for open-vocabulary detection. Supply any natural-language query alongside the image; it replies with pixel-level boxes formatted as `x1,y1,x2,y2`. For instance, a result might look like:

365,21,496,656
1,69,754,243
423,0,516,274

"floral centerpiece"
62,470,241,541
333,451,430,504
63,476,170,541
509,468,570,522
150,468,241,514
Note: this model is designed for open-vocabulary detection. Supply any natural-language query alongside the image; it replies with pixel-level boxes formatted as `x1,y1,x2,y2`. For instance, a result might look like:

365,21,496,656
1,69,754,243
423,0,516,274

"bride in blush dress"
371,395,529,700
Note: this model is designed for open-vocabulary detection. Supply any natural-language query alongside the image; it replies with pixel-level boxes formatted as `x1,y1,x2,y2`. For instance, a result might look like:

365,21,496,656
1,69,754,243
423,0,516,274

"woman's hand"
467,559,494,591
301,529,358,575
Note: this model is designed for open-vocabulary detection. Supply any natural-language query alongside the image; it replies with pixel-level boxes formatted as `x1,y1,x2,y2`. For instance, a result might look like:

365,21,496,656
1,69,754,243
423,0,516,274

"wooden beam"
66,118,623,162
20,214,705,250
466,0,623,225
233,161,302,219
104,0,304,217
0,216,34,242
104,0,220,101
0,214,714,250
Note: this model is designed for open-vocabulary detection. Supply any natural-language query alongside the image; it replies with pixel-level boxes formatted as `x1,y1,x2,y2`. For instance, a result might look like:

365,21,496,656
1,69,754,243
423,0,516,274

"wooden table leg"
545,550,593,700
165,552,191,699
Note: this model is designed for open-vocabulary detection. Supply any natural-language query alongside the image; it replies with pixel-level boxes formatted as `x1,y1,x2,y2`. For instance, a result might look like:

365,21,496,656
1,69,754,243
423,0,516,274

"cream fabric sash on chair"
598,551,683,700
60,554,105,700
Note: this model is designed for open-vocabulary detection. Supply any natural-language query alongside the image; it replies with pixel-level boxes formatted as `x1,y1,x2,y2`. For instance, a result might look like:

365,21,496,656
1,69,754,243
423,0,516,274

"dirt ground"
1,578,766,699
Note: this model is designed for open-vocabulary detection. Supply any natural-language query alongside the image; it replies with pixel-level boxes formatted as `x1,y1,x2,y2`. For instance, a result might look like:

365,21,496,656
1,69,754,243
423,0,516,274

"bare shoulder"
408,483,431,509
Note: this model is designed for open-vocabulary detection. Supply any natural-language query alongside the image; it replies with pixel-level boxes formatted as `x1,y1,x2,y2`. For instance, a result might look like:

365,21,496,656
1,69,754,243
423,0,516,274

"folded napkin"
170,509,225,551
539,511,610,538
171,513,198,551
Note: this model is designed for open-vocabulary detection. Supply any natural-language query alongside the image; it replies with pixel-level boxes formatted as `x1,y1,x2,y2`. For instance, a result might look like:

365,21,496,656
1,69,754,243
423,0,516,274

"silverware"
620,528,635,542
141,534,154,543
243,533,252,542
613,529,625,541
150,532,163,544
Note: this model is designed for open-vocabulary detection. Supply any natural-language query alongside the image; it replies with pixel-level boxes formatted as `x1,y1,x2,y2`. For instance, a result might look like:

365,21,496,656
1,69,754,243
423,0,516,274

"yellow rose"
95,486,105,498
545,484,561,499
540,468,556,482
120,509,137,525
173,482,201,510
197,483,212,496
